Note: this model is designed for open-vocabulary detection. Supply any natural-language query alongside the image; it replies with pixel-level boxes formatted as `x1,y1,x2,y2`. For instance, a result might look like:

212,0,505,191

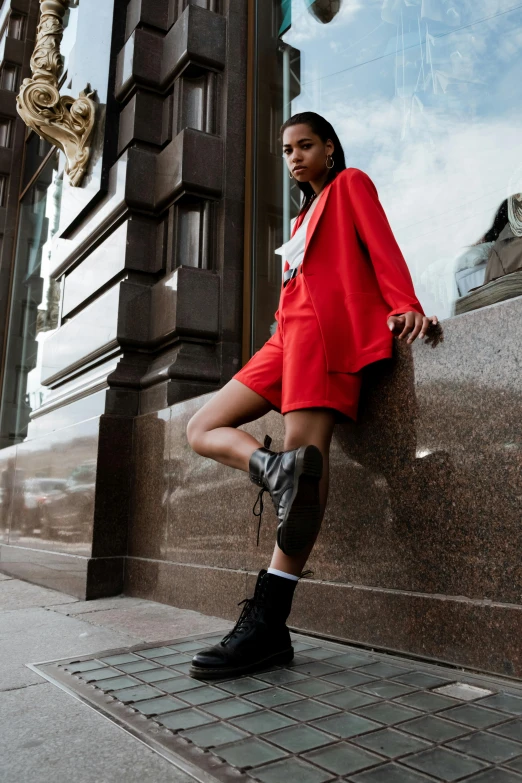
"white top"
274,194,322,271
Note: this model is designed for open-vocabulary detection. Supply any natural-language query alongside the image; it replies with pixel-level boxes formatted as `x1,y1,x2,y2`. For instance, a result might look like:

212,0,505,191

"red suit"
234,167,425,421
276,167,425,373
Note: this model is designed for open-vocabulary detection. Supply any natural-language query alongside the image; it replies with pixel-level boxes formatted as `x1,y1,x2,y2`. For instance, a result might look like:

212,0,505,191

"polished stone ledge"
0,545,123,600
123,559,522,678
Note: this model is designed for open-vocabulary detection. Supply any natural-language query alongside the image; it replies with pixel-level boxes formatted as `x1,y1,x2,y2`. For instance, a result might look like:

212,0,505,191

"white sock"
267,567,299,581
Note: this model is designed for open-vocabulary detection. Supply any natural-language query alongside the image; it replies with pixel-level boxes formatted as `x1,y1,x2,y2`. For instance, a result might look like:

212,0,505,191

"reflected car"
37,462,97,542
21,477,68,536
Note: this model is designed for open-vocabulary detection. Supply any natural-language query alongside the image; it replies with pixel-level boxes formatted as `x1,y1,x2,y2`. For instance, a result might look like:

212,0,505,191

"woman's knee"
186,414,206,454
283,410,335,453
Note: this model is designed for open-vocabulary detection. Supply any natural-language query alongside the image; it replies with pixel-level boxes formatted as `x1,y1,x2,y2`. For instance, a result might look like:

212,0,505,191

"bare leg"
188,403,338,679
269,408,336,576
188,391,337,576
186,379,274,471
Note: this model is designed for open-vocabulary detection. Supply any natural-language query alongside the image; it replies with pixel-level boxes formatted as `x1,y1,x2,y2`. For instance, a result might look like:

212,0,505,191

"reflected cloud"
284,0,522,316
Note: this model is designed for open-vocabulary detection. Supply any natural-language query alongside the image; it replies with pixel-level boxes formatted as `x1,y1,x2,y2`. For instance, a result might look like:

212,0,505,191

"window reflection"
252,0,522,350
60,2,79,79
0,153,63,446
455,180,522,313
22,133,53,191
0,64,19,91
0,2,80,448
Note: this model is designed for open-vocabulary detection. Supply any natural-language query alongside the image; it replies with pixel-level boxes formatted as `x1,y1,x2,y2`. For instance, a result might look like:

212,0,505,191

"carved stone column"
16,0,96,186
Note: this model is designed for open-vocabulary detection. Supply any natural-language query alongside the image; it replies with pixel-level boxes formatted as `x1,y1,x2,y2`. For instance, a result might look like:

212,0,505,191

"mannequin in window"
454,199,507,297
483,193,522,285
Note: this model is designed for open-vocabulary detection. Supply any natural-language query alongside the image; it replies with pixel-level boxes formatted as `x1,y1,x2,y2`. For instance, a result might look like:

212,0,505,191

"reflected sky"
281,0,522,316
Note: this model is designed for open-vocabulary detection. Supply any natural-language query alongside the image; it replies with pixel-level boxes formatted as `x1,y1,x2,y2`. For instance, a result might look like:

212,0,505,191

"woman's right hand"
387,313,444,347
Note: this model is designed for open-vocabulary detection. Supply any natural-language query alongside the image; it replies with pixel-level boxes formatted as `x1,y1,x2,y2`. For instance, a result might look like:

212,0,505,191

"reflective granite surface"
3,416,99,556
0,413,123,599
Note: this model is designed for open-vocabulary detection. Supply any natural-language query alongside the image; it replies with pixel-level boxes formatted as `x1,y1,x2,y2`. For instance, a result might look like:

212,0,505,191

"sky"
280,0,522,316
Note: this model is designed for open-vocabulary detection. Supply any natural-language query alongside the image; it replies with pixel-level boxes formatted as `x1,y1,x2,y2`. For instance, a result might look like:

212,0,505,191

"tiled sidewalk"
34,631,522,783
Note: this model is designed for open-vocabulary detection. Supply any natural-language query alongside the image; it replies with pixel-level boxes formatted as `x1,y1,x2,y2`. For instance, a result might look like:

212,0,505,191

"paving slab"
0,606,142,692
50,596,148,615
58,601,229,642
0,681,195,783
0,579,78,611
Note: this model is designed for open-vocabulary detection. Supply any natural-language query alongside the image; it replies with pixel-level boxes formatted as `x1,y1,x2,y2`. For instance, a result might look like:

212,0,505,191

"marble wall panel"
0,545,89,598
7,416,100,557
248,572,522,679
0,443,16,546
124,558,249,622
146,311,521,606
127,409,170,561
165,397,257,570
288,576,522,677
0,410,131,599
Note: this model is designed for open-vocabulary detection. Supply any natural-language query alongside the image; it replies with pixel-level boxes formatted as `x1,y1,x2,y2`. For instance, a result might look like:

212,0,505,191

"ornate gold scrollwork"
16,0,96,187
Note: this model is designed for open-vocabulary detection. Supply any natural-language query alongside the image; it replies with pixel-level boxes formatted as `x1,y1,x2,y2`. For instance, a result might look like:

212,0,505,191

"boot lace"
252,433,274,547
221,597,258,644
252,487,267,547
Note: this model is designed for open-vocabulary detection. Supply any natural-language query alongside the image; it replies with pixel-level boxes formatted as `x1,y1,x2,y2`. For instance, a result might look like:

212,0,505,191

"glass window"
21,133,53,191
250,0,522,351
0,152,63,446
0,0,84,448
0,63,19,91
0,174,7,206
8,13,25,40
0,117,11,147
60,2,80,81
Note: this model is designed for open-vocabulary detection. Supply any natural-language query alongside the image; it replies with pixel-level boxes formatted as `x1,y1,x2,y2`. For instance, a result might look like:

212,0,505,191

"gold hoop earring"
289,170,294,179
326,155,334,169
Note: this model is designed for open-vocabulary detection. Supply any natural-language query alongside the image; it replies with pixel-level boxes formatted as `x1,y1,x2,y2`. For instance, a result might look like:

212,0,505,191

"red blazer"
275,167,425,373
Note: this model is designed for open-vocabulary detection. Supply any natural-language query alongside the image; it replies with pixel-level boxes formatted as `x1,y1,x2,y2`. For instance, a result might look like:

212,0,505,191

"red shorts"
233,268,362,422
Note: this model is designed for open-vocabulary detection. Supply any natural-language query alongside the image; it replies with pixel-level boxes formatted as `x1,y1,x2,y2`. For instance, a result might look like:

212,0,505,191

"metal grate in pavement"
30,631,522,783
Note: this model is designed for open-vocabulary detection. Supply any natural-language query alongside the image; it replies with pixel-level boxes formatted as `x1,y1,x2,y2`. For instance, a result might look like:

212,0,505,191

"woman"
186,111,442,680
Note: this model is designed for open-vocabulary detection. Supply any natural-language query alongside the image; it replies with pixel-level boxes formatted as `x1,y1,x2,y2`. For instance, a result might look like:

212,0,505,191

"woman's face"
282,124,334,184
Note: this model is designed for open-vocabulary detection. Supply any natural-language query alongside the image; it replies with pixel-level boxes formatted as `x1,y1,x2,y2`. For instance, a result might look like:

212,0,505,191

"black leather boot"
250,435,323,556
189,569,300,680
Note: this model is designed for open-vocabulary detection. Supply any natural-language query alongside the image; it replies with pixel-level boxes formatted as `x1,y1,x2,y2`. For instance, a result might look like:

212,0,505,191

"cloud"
287,1,522,316
326,99,521,315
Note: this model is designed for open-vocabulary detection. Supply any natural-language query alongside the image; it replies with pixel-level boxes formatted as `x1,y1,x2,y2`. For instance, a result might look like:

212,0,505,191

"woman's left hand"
387,312,444,347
